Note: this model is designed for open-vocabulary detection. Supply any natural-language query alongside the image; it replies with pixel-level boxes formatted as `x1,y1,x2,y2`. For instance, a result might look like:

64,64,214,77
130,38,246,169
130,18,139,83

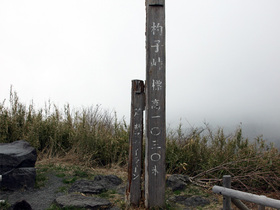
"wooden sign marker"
145,0,166,208
126,80,145,206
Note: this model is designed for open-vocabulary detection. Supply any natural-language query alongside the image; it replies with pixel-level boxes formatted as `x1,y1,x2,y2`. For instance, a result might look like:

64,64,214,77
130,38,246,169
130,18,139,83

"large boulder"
1,168,36,191
0,140,37,190
0,140,37,173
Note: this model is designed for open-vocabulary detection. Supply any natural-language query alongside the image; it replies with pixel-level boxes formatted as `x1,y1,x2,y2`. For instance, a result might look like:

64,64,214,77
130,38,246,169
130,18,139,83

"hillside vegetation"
0,89,279,195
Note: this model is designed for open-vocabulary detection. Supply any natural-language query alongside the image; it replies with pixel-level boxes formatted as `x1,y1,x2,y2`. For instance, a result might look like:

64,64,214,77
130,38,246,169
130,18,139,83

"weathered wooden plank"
126,80,145,206
145,0,166,208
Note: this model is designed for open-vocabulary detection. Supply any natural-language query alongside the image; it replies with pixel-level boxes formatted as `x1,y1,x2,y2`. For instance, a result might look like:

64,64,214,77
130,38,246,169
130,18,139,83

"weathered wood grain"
145,0,166,208
126,80,145,206
223,175,232,210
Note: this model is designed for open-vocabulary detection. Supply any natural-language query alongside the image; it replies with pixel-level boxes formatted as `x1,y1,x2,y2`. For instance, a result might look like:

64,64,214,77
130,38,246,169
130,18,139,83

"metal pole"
213,186,280,209
258,196,266,210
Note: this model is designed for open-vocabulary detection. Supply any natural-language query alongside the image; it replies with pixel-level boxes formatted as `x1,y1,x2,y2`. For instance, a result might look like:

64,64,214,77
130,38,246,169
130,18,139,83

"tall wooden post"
145,0,166,208
127,80,145,206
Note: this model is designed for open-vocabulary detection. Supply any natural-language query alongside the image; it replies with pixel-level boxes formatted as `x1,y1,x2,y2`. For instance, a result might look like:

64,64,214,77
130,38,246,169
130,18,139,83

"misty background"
0,1,279,146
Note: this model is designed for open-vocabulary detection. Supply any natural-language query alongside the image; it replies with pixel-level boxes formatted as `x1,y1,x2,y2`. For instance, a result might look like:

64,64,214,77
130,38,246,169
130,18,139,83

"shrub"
1,88,279,193
0,89,129,166
166,123,280,192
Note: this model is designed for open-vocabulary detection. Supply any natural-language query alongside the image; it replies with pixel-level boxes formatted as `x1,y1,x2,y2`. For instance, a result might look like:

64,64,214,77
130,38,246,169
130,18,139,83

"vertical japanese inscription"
145,0,166,208
127,80,145,206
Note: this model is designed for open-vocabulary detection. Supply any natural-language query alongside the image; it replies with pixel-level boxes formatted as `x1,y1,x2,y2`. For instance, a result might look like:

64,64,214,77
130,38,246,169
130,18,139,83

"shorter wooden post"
258,197,266,210
223,175,231,210
232,198,250,210
231,198,250,210
126,80,145,206
0,175,5,203
258,205,265,210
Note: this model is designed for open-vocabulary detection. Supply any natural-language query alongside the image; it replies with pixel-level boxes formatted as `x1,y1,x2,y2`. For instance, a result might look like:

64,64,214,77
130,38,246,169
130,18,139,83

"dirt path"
0,173,67,210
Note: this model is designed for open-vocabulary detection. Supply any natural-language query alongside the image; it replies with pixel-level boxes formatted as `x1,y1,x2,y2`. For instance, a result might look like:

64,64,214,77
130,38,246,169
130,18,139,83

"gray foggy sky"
0,1,280,142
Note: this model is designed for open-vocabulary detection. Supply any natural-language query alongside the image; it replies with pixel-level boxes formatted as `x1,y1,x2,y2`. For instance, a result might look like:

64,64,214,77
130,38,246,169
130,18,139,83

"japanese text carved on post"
127,80,145,206
145,0,166,208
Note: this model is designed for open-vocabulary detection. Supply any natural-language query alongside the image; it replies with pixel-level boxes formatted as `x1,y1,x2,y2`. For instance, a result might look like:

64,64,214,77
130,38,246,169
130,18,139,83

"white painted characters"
151,22,163,36
152,165,159,176
152,80,162,91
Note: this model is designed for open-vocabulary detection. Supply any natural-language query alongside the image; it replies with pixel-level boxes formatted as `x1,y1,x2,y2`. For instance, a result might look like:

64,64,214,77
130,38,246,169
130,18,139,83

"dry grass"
36,157,280,210
36,156,128,181
1,88,280,208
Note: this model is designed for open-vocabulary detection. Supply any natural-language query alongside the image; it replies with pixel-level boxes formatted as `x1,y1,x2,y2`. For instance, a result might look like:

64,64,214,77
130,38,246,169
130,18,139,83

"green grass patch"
73,170,90,178
97,189,117,199
56,173,66,178
56,186,68,193
35,169,48,188
0,201,11,210
62,177,77,184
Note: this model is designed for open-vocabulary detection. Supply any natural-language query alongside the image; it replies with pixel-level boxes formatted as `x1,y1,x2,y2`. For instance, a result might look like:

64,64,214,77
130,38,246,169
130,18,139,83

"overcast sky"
0,1,279,142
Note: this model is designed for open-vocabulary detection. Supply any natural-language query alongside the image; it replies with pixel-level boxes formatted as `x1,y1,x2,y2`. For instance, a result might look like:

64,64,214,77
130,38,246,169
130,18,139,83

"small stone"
69,175,123,195
94,175,123,186
68,180,106,194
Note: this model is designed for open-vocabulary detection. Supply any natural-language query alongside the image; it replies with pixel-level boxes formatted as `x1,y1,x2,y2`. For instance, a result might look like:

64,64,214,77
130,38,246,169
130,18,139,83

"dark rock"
1,173,67,210
0,140,37,173
0,140,37,191
166,174,190,191
54,193,111,209
1,168,36,191
116,185,126,195
69,175,123,195
93,175,122,186
10,200,32,210
174,195,210,207
68,180,106,194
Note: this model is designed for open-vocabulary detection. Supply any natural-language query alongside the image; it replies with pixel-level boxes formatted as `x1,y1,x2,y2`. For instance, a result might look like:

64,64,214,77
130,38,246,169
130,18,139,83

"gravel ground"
0,173,67,210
